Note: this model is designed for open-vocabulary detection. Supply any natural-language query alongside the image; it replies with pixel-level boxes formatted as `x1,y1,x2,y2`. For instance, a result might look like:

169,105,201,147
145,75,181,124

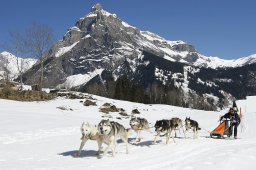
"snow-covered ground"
0,94,256,170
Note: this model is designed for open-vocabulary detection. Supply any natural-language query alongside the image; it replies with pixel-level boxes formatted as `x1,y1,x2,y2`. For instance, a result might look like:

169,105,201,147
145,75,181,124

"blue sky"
0,0,255,59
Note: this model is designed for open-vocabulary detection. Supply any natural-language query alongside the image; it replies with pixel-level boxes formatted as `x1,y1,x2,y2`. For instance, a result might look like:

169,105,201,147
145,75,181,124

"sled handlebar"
219,118,231,123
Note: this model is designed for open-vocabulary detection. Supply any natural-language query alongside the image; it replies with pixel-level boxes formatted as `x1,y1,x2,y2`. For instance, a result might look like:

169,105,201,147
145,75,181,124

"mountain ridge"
0,51,37,81
19,3,256,110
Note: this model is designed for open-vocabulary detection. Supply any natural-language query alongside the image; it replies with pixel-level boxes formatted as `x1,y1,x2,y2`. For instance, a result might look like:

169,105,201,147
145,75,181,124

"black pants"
228,122,240,137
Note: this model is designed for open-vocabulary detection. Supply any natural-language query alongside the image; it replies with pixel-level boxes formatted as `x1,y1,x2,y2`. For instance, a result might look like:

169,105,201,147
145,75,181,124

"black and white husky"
129,117,150,144
98,119,130,157
184,117,201,139
170,117,186,138
153,119,176,144
75,122,104,157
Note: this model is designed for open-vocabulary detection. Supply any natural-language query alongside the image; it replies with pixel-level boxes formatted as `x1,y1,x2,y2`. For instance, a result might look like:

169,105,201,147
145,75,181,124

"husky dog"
129,117,150,144
153,119,176,144
170,117,186,138
75,122,103,157
98,119,130,157
184,117,201,139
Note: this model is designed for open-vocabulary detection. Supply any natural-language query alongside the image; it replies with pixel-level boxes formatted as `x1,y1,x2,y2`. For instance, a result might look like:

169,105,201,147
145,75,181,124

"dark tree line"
82,74,226,110
84,75,189,108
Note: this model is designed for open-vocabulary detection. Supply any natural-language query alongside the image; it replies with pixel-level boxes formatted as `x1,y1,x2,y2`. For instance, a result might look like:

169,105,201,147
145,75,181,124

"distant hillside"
0,51,37,81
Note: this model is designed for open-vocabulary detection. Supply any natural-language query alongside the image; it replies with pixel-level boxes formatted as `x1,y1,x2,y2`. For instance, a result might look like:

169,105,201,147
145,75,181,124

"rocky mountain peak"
91,3,103,12
21,4,256,110
74,3,119,33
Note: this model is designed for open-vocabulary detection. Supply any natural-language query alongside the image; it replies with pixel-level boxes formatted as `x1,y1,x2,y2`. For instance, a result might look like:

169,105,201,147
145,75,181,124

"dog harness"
81,133,97,140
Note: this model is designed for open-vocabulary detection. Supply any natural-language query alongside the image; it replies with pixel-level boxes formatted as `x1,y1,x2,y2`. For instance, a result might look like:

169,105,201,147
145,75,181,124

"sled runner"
210,119,230,138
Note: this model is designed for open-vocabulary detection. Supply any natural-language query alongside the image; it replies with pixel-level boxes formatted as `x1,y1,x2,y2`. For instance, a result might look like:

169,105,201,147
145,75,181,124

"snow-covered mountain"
21,3,256,109
194,53,256,69
0,94,256,170
0,51,37,80
48,4,256,70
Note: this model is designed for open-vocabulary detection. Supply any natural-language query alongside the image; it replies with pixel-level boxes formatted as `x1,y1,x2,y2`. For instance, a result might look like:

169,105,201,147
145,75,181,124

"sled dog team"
75,116,201,158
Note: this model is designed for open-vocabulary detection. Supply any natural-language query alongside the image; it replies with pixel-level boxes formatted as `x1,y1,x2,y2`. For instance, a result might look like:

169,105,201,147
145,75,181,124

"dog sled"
210,118,230,139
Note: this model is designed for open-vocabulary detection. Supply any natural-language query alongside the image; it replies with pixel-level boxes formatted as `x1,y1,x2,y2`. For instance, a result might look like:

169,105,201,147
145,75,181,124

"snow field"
0,95,256,170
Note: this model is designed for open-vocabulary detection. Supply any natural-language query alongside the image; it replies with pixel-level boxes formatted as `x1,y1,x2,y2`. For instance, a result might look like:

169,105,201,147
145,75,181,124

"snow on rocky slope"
0,94,255,170
0,51,37,80
22,3,256,89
